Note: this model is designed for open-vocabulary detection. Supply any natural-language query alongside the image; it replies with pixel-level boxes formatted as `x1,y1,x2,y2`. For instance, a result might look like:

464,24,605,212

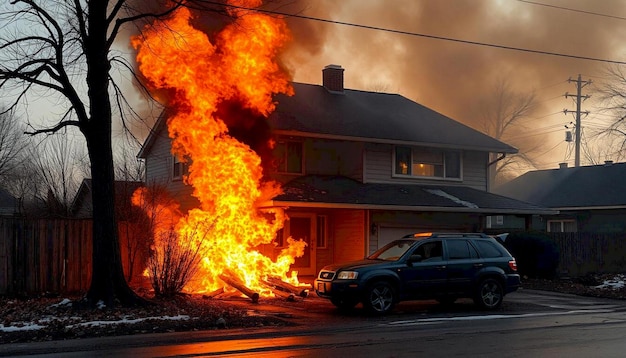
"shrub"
147,228,207,297
504,231,560,279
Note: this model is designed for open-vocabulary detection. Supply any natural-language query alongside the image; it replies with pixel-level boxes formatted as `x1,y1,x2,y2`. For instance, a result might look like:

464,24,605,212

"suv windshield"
368,239,416,261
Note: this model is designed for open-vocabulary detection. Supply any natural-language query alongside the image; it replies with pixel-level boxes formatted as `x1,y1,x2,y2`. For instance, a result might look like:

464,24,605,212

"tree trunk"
81,1,144,307
83,125,144,307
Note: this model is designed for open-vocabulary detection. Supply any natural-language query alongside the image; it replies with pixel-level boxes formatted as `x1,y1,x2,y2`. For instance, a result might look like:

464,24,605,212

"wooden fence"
0,218,147,296
2,220,626,295
549,232,626,277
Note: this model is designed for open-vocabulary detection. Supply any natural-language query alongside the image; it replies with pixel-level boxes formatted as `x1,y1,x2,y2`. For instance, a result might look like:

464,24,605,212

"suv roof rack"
403,232,489,239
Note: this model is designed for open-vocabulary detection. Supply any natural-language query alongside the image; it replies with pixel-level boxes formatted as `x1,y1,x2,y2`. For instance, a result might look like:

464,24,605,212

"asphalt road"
4,289,626,357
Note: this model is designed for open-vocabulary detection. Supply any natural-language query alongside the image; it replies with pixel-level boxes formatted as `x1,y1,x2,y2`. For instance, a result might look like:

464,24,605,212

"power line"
219,2,626,65
517,0,626,21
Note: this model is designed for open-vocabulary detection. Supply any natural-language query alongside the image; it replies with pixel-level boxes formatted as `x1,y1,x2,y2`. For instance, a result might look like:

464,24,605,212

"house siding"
145,131,196,212
363,143,487,190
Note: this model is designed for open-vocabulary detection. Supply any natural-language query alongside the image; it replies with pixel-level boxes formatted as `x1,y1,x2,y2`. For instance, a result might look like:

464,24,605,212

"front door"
286,214,316,276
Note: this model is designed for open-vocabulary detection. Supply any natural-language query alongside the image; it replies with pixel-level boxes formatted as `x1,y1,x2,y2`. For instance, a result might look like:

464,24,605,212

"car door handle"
435,265,447,270
473,263,484,268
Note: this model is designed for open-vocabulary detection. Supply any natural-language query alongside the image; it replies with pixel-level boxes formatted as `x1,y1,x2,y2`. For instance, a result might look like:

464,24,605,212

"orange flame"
132,2,304,296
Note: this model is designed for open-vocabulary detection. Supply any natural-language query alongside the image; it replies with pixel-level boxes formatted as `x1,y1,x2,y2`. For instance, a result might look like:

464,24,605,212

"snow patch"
0,322,46,332
67,315,190,328
49,298,72,308
594,274,626,290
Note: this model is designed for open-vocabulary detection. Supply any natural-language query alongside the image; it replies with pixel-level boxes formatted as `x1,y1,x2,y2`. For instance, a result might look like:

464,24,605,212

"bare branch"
24,119,80,136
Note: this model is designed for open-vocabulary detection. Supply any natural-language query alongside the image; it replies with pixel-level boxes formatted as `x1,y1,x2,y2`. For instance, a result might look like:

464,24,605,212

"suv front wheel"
474,278,503,309
363,281,396,314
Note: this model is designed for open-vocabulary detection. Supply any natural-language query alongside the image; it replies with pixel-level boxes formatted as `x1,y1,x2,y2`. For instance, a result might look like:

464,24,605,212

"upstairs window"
172,155,189,181
275,140,303,174
394,146,461,180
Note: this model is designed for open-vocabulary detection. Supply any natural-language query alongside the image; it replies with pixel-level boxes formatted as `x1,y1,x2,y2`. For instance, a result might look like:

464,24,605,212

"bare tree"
476,76,542,187
593,65,626,159
29,135,83,217
0,0,231,307
0,110,28,185
114,137,144,182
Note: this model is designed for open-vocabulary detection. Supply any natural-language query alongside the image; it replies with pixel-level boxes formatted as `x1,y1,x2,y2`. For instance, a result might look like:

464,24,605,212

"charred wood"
219,272,259,303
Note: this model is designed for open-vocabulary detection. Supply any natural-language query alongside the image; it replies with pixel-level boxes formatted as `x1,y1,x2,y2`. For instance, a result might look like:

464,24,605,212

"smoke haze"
279,0,626,168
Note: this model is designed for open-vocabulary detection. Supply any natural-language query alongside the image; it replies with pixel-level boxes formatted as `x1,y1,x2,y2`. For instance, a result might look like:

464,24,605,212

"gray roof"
139,83,517,159
268,83,517,153
269,175,554,215
493,162,626,209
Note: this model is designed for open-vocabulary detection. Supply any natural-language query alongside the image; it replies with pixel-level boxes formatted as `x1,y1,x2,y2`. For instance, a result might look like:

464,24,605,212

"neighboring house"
138,64,552,276
494,161,626,233
71,179,144,219
0,188,17,217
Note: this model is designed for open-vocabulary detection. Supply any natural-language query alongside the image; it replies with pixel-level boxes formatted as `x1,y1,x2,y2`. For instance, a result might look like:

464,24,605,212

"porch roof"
266,175,556,215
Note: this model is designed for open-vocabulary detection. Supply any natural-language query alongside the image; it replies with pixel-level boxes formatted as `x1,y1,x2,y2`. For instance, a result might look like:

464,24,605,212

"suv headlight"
337,271,359,280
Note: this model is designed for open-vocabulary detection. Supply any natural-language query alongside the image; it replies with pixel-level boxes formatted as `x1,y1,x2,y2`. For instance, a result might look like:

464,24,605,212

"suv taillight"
508,259,518,272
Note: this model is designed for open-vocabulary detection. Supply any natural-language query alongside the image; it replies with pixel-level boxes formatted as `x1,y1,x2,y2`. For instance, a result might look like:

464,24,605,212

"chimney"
323,64,344,93
604,160,614,166
559,162,568,169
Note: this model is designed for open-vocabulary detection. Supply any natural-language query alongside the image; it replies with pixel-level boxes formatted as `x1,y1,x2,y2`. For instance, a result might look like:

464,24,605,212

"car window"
414,240,443,262
473,240,505,258
369,239,416,261
447,240,479,260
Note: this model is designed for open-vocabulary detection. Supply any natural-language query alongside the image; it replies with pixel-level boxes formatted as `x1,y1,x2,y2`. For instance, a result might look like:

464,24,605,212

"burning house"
134,3,551,295
137,62,553,283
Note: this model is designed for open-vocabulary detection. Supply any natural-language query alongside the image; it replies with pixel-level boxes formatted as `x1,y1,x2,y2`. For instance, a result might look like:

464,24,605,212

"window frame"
393,146,462,181
172,155,189,181
547,219,577,233
274,139,304,175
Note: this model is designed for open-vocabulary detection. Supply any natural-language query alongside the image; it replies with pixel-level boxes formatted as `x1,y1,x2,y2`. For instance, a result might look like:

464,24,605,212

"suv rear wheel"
363,281,396,314
474,278,503,309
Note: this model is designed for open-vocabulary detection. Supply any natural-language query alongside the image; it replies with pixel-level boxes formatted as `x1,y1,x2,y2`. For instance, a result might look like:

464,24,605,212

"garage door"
377,227,426,250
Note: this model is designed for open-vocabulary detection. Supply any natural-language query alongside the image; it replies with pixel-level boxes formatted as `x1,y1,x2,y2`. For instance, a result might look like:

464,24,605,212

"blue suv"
314,233,520,314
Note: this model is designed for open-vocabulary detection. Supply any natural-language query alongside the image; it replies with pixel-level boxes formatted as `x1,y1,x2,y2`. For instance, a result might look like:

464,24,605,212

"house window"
317,215,328,249
275,140,303,174
548,220,577,233
172,155,189,180
486,215,504,228
394,146,461,179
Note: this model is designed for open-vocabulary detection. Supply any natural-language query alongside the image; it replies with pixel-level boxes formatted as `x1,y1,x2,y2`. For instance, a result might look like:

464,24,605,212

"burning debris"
132,1,308,298
202,274,311,303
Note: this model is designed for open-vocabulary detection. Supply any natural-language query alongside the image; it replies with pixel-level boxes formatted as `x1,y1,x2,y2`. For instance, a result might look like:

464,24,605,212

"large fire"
132,1,305,296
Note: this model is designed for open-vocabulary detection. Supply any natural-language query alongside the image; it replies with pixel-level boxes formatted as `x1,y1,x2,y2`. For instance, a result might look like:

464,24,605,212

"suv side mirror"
408,254,423,263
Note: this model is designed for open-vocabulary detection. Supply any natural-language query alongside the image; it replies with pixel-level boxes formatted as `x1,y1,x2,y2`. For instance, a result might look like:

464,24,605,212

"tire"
331,296,358,311
474,278,504,309
363,281,396,314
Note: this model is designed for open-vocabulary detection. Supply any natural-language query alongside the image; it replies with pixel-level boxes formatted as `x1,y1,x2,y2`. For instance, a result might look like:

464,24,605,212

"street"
3,290,626,357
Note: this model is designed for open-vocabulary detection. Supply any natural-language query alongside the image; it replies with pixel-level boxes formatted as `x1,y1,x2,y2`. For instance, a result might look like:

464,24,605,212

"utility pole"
564,74,591,167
